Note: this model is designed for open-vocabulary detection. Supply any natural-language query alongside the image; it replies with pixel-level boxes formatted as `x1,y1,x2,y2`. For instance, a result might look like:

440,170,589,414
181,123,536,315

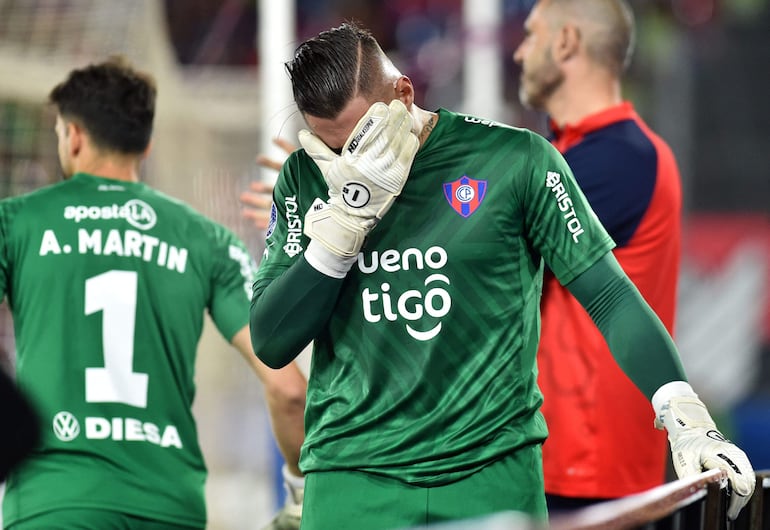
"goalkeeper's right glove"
260,465,303,530
299,99,419,274
653,381,755,520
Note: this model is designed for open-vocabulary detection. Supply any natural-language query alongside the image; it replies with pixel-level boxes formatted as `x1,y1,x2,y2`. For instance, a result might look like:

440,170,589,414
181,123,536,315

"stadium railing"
549,468,770,530
409,469,770,530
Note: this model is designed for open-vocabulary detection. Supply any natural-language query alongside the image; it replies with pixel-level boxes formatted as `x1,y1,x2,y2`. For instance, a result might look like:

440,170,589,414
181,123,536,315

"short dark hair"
286,22,388,119
49,56,156,154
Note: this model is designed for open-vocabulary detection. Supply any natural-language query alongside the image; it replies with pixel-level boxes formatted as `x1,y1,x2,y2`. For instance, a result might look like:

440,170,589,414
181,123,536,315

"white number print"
84,270,148,408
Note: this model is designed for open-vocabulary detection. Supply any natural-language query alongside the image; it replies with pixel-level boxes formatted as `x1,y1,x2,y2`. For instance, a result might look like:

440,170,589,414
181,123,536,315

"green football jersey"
0,173,255,527
258,109,614,486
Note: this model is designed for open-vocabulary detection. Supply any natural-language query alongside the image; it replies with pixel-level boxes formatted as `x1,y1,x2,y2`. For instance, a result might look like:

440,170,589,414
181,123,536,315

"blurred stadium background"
0,1,768,528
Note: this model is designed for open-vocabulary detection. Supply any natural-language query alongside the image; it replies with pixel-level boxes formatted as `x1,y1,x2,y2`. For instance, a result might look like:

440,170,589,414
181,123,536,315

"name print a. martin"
38,200,188,273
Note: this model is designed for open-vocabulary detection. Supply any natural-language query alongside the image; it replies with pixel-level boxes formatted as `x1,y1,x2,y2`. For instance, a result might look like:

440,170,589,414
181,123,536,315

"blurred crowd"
163,0,769,171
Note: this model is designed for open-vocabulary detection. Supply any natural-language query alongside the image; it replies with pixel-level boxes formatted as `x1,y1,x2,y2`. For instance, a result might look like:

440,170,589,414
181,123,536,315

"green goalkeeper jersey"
256,109,614,485
1,173,255,527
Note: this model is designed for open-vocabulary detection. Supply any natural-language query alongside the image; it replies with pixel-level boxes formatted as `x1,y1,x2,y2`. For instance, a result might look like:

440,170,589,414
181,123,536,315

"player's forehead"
303,95,378,151
525,1,550,31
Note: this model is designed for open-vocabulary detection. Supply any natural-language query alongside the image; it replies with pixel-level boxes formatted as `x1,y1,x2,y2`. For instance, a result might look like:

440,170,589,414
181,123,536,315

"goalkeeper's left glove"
653,381,755,520
299,99,419,269
260,464,303,530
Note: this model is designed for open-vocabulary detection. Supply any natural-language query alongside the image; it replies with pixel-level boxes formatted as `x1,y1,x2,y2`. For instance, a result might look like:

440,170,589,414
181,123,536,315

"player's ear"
393,76,414,109
67,121,84,157
554,23,580,63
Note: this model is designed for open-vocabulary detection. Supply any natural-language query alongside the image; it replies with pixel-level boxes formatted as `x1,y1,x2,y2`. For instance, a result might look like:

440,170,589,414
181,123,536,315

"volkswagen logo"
52,411,80,442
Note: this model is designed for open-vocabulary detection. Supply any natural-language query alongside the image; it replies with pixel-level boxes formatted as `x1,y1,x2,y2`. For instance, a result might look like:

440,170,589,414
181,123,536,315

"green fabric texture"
566,252,687,399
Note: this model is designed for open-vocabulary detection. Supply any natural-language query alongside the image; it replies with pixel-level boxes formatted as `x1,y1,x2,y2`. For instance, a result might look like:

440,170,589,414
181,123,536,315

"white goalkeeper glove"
652,381,755,520
299,99,419,271
260,464,303,530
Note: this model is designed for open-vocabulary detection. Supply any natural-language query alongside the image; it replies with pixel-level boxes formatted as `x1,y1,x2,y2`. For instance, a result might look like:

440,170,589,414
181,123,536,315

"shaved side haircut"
543,0,635,75
286,22,397,119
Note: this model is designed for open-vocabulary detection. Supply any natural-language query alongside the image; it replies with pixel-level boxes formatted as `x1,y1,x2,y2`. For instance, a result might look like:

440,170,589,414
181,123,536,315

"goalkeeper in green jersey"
0,57,306,530
249,21,755,530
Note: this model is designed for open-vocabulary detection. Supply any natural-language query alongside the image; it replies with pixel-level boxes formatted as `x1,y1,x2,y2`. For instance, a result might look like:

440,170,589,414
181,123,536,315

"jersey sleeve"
563,132,656,248
518,133,615,285
255,153,312,281
207,223,257,342
566,252,687,397
250,154,346,368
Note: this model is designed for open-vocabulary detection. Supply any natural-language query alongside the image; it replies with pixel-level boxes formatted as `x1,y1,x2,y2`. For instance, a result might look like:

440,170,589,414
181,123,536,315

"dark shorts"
545,493,613,514
300,444,547,530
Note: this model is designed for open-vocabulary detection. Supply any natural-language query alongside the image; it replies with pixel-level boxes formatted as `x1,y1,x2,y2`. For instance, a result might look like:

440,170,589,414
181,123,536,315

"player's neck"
74,155,142,182
412,106,438,147
547,74,622,129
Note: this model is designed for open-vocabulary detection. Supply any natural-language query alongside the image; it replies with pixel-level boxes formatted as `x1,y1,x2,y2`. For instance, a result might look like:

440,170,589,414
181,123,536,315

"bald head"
541,0,635,76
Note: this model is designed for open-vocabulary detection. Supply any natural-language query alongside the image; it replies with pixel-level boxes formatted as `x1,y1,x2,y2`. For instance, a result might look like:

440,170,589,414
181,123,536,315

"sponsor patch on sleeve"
265,203,277,239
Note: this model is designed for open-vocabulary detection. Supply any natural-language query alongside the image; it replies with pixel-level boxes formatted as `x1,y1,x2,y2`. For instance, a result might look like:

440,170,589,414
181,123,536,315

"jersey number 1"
84,270,149,408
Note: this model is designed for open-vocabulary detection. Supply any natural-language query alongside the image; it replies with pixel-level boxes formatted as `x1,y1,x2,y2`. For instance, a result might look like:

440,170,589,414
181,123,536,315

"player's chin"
518,87,536,110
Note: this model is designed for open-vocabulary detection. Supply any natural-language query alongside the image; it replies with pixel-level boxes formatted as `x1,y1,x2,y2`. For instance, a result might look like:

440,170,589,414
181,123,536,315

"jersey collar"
549,101,638,153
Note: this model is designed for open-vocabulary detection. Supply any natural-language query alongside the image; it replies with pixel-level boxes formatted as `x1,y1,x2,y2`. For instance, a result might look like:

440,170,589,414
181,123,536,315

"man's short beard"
519,63,563,112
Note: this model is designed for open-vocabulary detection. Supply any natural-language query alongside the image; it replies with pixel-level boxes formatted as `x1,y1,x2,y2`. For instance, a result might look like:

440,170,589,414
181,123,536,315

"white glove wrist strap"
304,239,357,279
652,380,697,417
